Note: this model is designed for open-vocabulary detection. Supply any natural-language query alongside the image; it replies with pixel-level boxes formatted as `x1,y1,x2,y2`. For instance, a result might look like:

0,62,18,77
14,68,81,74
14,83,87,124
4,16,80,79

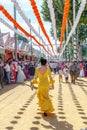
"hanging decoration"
59,0,87,59
0,18,31,42
11,0,51,53
0,5,51,55
47,0,57,47
30,0,55,56
0,18,42,52
0,18,31,52
59,0,70,50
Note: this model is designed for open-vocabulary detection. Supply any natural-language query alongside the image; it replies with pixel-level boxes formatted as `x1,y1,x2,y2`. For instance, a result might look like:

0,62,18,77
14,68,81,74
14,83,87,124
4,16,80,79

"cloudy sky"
0,0,58,54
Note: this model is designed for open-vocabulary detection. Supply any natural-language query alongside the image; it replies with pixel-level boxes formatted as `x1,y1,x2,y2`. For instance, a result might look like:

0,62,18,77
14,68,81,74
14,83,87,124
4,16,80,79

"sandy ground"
0,75,87,130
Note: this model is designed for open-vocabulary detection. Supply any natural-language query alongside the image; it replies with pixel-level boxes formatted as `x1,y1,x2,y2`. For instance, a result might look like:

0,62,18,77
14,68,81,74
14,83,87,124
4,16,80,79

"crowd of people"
30,59,87,116
50,60,87,84
0,57,87,116
0,57,87,89
0,58,36,89
0,57,55,116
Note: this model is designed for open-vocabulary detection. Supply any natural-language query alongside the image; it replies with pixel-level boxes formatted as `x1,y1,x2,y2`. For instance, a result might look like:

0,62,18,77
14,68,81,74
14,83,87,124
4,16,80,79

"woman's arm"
30,69,38,90
48,67,55,85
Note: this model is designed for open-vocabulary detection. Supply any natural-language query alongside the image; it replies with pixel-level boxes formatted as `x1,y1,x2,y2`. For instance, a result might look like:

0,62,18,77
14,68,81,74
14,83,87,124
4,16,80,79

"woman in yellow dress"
31,58,55,116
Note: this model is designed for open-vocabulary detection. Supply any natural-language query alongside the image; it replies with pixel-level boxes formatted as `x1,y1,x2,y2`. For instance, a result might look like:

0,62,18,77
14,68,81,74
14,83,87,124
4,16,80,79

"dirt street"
0,75,87,130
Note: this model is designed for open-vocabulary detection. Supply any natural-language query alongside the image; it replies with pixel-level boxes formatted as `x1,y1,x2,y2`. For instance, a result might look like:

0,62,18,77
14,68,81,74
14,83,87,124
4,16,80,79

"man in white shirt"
58,67,63,82
63,66,69,83
4,62,11,84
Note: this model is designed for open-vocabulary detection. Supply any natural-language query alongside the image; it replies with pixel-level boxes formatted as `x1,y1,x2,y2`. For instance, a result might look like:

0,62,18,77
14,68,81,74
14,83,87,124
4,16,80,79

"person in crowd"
58,67,63,82
53,62,57,74
4,62,11,84
57,61,61,71
49,62,52,72
0,60,4,89
24,65,30,80
69,61,77,84
83,61,87,77
13,59,18,81
76,62,80,78
51,62,56,73
10,61,17,83
79,62,84,77
63,65,69,83
31,58,55,116
84,61,87,77
61,62,65,71
29,62,35,80
17,63,26,83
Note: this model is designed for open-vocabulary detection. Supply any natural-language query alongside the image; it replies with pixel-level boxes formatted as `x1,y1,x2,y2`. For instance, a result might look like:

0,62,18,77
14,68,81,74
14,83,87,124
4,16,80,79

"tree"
41,0,87,42
41,0,87,59
17,34,28,43
41,0,64,39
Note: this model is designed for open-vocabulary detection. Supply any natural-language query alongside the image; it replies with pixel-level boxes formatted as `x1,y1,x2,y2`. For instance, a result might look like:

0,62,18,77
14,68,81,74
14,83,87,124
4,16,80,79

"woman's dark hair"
40,58,47,66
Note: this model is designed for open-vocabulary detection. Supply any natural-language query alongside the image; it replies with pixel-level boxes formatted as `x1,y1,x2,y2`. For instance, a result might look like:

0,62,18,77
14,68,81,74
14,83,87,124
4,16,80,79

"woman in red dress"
10,61,16,83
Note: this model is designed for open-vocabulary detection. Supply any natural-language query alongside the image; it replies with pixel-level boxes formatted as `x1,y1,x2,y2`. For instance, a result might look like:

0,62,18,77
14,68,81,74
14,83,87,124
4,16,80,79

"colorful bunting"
11,0,51,53
30,0,55,56
0,5,51,55
47,0,57,44
59,0,70,50
59,0,86,59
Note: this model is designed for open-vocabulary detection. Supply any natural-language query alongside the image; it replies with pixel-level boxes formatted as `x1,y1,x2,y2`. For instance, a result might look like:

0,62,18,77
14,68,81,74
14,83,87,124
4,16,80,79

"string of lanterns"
0,5,51,56
59,0,70,51
59,0,87,59
0,18,31,42
11,0,51,53
47,0,57,46
30,0,55,56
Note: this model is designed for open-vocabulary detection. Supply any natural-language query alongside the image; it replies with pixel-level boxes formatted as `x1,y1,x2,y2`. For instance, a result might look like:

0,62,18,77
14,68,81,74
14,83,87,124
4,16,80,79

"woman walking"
17,63,26,83
31,58,55,116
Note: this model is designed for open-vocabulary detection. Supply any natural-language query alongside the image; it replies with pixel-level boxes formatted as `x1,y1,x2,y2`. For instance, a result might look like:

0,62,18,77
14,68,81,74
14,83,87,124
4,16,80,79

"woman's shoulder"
36,66,48,72
36,66,40,70
46,66,50,70
35,67,40,72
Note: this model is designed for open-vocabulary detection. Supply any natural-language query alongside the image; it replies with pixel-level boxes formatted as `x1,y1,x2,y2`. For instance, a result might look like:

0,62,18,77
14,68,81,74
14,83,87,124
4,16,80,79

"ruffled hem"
37,94,54,113
37,102,54,113
49,79,55,84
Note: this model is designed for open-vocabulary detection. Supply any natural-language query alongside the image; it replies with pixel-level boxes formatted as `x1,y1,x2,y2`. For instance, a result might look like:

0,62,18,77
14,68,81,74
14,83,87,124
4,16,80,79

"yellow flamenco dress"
31,67,55,114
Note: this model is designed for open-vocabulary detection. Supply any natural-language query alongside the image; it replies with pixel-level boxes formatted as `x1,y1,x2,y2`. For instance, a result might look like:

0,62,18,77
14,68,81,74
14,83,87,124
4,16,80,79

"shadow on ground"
0,83,18,95
41,114,73,130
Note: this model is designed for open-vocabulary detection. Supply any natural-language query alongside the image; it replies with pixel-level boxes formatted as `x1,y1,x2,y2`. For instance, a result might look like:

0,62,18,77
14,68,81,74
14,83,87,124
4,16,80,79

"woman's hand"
31,84,34,90
51,84,54,89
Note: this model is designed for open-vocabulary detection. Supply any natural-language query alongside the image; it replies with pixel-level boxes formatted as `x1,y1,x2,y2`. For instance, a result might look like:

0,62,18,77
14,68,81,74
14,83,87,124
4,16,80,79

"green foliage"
79,3,87,24
41,0,64,34
78,24,87,42
17,34,28,43
82,44,87,58
41,0,87,42
41,0,51,21
41,0,87,59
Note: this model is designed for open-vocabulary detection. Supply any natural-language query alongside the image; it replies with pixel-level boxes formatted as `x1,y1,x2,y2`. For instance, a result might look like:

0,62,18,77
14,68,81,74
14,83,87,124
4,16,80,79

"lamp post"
14,5,17,61
29,19,32,61
73,0,77,61
66,21,69,62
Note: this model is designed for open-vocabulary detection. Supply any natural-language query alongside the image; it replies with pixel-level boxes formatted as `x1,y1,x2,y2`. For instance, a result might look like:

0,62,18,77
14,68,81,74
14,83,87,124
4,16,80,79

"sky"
0,0,58,55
